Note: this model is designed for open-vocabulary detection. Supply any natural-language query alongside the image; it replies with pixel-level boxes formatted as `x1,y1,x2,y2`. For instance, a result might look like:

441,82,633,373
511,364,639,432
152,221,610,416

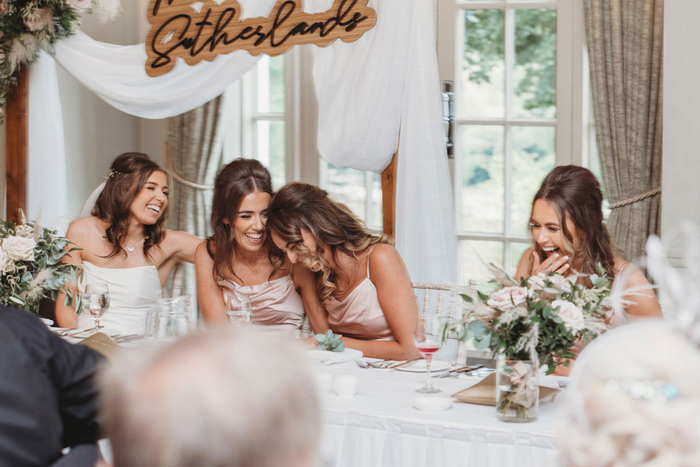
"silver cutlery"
558,379,570,389
355,360,370,369
60,328,95,338
114,334,144,343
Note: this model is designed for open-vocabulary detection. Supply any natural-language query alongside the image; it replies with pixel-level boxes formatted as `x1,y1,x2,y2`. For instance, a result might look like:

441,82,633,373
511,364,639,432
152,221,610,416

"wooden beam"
6,66,29,223
381,150,398,237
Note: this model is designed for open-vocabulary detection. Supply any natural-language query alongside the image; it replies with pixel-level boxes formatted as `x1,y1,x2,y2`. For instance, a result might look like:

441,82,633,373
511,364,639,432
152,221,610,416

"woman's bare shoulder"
66,217,105,242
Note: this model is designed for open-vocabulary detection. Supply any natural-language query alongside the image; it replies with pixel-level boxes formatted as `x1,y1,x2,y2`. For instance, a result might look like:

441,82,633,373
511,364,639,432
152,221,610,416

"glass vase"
495,355,539,423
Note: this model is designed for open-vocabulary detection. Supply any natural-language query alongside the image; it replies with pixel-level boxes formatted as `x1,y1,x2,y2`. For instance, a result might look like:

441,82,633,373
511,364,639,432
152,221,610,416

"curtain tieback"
164,142,214,190
609,186,662,210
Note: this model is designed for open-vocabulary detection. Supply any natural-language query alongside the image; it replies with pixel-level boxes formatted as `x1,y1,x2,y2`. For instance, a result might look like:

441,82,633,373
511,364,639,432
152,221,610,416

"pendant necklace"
126,237,143,252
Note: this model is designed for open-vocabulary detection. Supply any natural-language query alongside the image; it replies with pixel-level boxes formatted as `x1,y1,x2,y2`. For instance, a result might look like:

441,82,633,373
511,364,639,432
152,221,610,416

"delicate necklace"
240,258,265,275
125,237,143,252
335,262,359,293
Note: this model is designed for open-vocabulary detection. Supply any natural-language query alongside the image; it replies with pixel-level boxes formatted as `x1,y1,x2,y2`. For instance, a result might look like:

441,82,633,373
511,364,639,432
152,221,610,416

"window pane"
510,242,530,277
510,126,555,236
459,240,504,285
325,166,366,221
460,9,505,118
256,55,285,113
369,173,383,231
513,9,557,118
460,125,505,233
256,121,285,190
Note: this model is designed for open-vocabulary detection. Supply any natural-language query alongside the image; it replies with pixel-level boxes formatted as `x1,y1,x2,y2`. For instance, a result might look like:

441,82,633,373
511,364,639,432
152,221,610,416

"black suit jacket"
0,306,104,466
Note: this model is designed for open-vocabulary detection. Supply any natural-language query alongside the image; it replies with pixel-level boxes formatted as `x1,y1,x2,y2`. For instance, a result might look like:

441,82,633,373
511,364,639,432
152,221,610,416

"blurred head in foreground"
557,322,700,466
100,329,320,467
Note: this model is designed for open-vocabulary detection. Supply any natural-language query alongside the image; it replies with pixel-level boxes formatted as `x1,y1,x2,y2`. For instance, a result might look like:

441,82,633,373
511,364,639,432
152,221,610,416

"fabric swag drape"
27,0,457,285
584,0,664,262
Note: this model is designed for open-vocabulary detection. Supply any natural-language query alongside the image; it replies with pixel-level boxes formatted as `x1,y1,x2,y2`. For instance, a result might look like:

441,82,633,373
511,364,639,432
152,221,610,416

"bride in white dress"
55,152,201,335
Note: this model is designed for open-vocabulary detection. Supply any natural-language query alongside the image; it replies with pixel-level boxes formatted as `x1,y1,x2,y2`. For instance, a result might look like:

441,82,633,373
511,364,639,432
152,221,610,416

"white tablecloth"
317,362,560,467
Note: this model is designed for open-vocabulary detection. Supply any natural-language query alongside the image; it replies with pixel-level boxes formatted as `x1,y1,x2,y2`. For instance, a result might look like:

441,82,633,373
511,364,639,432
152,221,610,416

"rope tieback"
609,186,662,210
164,142,215,191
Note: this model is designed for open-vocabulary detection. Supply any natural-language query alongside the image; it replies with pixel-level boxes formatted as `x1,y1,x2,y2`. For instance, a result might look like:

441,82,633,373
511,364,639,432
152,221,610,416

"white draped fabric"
27,0,456,283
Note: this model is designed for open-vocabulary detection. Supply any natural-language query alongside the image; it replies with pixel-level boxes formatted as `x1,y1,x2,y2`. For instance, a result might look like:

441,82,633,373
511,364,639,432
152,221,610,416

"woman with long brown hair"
55,152,201,333
266,182,420,360
195,159,320,337
515,165,661,317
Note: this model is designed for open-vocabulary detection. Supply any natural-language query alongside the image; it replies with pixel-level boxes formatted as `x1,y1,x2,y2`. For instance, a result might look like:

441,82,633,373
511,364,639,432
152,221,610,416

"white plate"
40,318,54,326
396,359,451,373
308,348,363,365
68,327,121,339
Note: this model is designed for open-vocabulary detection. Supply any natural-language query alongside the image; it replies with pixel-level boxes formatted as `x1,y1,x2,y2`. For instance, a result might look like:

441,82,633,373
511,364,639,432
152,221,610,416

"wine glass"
225,296,253,328
414,313,444,394
84,283,110,334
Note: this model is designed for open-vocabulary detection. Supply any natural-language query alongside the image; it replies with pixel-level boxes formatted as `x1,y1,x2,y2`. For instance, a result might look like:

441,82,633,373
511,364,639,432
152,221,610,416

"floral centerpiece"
0,0,120,121
0,211,82,313
456,264,613,421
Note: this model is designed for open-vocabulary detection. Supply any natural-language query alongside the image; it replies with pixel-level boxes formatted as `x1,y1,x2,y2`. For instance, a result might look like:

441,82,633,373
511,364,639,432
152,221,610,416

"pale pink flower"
66,0,92,13
553,300,585,333
548,274,573,293
488,286,528,310
23,7,54,32
3,235,36,262
527,274,547,291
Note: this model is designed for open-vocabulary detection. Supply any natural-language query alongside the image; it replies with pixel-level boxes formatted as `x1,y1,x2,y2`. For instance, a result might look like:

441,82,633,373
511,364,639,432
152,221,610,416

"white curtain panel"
28,0,456,283
311,0,457,284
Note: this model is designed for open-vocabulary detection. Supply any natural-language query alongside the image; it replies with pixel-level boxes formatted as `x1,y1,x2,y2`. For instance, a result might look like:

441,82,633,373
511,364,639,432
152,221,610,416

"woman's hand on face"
530,250,570,276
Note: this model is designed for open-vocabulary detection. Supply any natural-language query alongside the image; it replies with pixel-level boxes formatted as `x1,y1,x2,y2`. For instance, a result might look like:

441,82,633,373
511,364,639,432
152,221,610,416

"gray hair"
100,329,321,467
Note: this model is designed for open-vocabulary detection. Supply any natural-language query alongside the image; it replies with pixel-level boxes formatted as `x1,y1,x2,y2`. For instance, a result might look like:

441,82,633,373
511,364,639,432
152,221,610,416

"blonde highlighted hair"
266,183,392,305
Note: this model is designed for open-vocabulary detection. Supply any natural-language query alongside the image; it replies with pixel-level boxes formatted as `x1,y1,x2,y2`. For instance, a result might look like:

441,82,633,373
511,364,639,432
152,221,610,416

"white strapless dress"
77,261,163,335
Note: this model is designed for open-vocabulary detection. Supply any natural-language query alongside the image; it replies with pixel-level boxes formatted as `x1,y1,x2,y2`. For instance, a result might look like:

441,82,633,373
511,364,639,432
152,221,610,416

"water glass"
225,297,253,328
84,283,110,334
154,296,193,340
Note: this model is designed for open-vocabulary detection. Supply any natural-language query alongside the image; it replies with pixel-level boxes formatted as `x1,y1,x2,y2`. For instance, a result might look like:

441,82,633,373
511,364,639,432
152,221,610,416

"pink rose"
548,274,573,293
23,7,53,32
553,300,585,333
487,286,528,310
66,0,92,13
527,274,547,291
3,235,36,261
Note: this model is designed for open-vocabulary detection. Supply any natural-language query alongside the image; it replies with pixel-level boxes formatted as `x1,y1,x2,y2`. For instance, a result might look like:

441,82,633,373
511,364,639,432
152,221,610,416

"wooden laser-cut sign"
145,0,377,77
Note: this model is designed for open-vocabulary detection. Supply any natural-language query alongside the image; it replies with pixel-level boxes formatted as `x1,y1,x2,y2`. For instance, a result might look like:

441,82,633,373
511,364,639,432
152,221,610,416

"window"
320,163,383,232
438,0,589,283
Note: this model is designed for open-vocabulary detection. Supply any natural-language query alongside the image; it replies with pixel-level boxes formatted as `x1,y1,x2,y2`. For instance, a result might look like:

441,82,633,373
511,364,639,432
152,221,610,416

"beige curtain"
166,95,228,303
584,0,664,262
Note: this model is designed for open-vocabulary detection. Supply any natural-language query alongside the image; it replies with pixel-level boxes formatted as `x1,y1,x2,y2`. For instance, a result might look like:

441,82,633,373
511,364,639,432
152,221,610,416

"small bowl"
413,397,453,412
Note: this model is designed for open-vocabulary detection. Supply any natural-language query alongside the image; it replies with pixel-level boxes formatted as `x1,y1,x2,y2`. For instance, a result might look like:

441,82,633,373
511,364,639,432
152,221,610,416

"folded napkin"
452,372,560,406
78,332,119,360
308,349,362,365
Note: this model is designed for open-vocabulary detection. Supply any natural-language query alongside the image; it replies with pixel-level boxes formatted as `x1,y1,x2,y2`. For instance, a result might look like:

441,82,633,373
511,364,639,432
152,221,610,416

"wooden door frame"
6,67,28,223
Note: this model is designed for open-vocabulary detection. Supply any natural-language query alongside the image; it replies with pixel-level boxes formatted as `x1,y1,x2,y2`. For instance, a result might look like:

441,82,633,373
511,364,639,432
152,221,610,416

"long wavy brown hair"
531,165,617,280
92,152,169,258
266,182,392,306
205,159,283,283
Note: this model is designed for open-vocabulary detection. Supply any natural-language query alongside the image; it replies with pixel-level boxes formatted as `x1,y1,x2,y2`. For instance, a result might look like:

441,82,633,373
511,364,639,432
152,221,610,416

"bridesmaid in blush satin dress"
267,182,421,361
55,153,201,333
195,159,321,338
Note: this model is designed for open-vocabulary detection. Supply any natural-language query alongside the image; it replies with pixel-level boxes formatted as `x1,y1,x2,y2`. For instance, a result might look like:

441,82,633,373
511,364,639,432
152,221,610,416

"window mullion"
504,7,514,241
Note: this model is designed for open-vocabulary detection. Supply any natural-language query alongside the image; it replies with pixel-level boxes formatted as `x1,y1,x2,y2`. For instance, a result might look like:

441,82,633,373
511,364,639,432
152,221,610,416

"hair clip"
104,168,120,182
596,379,679,403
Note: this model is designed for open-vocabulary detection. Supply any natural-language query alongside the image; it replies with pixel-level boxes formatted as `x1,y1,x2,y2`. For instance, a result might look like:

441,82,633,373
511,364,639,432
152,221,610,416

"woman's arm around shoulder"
161,229,202,264
54,218,91,328
291,264,330,335
195,241,226,323
614,258,662,317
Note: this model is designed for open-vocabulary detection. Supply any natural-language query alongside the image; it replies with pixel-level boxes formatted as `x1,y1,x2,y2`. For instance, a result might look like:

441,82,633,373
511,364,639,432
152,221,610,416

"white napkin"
308,349,363,365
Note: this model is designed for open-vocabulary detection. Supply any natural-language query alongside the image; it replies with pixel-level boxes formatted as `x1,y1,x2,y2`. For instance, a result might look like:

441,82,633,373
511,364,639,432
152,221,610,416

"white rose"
553,300,585,333
0,247,8,273
66,0,92,13
528,274,547,291
3,235,36,261
548,274,573,293
487,286,528,310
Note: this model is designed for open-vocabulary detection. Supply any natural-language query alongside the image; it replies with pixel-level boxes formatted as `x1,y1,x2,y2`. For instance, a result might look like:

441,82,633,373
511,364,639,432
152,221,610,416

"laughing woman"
515,165,661,319
195,159,321,337
266,183,420,361
55,152,201,334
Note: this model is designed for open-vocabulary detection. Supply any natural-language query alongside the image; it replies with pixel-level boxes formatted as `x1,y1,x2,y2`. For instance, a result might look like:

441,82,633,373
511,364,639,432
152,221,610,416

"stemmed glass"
225,296,253,328
414,313,444,394
84,283,110,334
